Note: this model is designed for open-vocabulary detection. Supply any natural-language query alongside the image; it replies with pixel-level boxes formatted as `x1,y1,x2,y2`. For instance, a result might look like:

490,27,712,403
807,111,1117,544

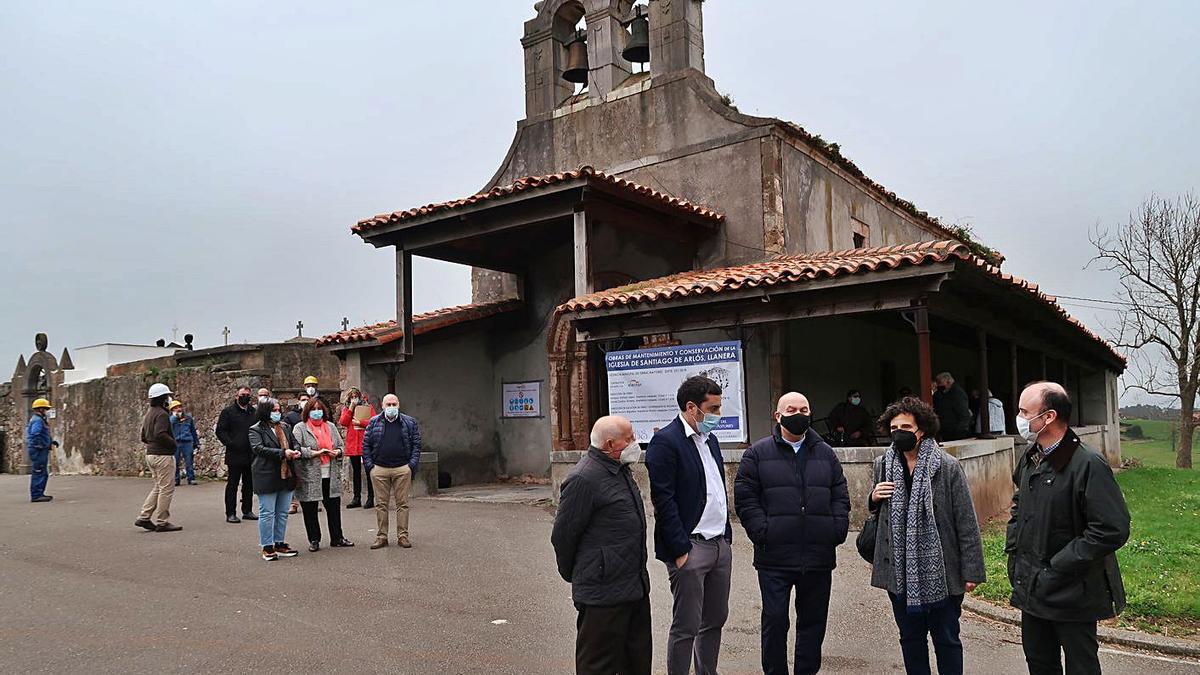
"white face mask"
1016,410,1050,444
619,441,641,464
258,396,269,404
305,386,317,396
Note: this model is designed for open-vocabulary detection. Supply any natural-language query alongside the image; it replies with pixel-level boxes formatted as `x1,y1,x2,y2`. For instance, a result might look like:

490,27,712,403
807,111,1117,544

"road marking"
1099,647,1199,665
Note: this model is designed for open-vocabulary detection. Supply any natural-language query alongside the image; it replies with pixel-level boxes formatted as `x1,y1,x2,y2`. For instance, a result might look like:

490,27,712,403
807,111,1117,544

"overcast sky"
2,1,1197,403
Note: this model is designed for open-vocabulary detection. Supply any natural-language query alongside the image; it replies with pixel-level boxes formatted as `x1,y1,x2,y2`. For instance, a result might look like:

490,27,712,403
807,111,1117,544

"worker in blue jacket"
169,400,201,486
26,398,58,503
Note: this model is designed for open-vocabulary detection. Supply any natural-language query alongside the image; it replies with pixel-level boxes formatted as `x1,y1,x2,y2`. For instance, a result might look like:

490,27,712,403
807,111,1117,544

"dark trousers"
758,569,832,675
666,536,732,675
224,464,253,516
300,478,344,544
348,455,374,503
28,447,49,500
1021,613,1100,675
575,595,652,675
888,592,964,675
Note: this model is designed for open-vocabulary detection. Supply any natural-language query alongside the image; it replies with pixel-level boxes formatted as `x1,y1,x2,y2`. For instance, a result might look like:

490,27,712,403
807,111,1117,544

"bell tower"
521,0,706,117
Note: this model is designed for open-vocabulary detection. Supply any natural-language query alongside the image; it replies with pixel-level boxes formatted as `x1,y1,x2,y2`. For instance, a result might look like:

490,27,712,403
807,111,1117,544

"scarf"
307,419,332,465
272,423,295,483
886,437,947,613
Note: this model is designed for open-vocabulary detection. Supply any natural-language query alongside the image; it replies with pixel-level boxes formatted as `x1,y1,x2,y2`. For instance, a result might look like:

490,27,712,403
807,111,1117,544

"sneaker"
370,539,388,550
308,541,320,552
134,519,156,531
241,512,259,521
262,546,278,562
155,523,183,532
273,543,299,558
188,480,198,486
226,514,241,523
32,496,54,503
398,536,412,548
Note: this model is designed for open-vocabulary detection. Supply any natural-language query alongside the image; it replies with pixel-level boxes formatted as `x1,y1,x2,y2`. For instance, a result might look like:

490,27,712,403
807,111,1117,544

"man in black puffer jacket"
735,392,851,675
551,415,650,675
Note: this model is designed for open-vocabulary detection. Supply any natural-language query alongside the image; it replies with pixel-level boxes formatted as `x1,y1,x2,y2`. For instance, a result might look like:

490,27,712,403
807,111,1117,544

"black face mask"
779,413,811,436
890,429,919,452
237,395,251,406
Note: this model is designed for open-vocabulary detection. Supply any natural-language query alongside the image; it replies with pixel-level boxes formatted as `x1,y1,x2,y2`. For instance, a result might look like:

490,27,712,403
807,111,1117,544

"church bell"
562,31,589,84
622,6,650,64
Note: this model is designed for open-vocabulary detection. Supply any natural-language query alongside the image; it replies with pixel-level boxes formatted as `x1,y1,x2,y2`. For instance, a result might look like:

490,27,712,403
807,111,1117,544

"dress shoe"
363,500,374,509
155,523,183,532
226,514,241,523
134,519,156,531
241,512,258,521
331,538,355,548
308,541,320,552
398,536,412,549
32,496,53,503
370,539,388,550
346,500,361,509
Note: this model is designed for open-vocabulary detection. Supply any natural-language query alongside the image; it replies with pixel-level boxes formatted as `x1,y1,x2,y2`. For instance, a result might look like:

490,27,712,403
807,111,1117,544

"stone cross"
222,326,230,346
296,320,304,338
341,317,350,331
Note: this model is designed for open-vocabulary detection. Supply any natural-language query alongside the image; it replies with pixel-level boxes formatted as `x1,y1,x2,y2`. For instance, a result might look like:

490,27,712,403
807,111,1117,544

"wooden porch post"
396,248,414,356
1010,341,1020,432
977,329,992,438
573,207,593,296
916,307,933,405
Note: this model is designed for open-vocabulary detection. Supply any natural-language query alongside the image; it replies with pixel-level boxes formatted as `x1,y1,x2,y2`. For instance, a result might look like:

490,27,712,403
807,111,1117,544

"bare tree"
1092,193,1200,469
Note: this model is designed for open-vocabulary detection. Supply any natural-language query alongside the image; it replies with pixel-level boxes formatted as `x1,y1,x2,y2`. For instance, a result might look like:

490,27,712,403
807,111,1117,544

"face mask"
258,396,269,404
305,386,317,397
619,441,641,464
270,411,282,424
308,410,324,421
890,429,919,453
1016,411,1049,443
384,407,400,421
779,413,811,436
237,395,251,406
850,396,862,406
697,412,721,435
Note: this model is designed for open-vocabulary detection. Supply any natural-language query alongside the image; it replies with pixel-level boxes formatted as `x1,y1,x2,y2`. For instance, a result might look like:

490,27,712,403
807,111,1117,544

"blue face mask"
384,407,400,421
850,396,862,406
308,410,324,421
270,411,282,424
698,412,721,435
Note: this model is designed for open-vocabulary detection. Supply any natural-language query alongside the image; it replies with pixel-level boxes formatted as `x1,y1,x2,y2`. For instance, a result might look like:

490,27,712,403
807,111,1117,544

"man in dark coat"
933,372,972,441
645,375,732,675
735,392,850,675
551,415,651,675
215,385,258,523
1007,382,1130,675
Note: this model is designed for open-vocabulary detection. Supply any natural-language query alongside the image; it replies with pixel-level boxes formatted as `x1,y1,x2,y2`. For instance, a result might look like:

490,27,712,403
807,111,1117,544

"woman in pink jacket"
339,387,377,509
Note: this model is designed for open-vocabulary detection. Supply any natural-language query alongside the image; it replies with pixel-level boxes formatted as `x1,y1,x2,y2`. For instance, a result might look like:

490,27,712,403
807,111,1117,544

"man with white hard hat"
135,383,183,532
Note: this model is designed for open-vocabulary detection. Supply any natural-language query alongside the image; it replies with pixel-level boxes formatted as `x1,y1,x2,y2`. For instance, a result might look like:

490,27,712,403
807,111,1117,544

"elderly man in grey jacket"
551,415,651,675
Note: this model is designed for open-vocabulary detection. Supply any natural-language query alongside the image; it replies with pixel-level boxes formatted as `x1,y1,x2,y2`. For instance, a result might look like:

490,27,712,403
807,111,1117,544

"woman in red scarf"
339,387,377,509
292,398,353,552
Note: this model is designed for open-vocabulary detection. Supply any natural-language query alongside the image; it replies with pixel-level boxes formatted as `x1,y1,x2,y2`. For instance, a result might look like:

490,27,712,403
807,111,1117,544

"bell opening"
622,4,650,72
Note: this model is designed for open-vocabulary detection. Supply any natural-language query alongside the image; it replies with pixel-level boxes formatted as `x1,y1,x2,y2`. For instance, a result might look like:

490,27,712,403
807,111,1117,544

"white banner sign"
605,341,746,443
502,381,542,418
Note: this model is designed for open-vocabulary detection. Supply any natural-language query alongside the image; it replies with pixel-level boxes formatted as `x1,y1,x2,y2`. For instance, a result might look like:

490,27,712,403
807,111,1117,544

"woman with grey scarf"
867,397,985,675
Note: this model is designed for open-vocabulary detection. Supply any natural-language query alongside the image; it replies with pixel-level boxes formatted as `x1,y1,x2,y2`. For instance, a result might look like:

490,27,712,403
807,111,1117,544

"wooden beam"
977,329,993,438
916,307,933,406
1010,341,1019,431
574,206,592,296
396,248,413,357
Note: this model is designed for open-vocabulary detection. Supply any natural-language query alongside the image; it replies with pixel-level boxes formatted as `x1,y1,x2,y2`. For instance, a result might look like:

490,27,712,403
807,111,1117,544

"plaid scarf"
886,437,947,613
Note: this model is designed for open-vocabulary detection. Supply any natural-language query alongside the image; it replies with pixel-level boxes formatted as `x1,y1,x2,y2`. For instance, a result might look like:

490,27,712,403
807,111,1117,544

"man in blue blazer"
645,375,732,675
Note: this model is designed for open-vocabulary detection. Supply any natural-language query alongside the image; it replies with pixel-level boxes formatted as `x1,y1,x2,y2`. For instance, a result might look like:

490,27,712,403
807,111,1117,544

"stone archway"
547,312,592,452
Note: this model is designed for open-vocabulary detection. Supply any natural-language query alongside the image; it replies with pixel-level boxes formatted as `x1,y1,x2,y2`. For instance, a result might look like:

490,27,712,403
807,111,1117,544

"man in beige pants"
135,383,183,532
362,394,421,549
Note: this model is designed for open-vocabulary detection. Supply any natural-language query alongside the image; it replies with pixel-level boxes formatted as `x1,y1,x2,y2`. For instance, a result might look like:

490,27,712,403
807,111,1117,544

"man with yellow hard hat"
26,398,58,503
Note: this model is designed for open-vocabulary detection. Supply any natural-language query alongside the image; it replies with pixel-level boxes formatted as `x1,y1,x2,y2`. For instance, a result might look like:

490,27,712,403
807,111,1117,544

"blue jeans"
888,592,964,675
175,444,195,483
28,447,49,500
257,490,294,548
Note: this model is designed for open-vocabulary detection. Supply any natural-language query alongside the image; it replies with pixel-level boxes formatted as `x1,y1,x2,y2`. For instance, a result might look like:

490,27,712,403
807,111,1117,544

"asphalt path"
1,475,1196,674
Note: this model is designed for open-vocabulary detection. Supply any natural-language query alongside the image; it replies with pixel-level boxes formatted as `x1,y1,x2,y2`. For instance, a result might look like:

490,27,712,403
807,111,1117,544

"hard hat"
168,400,183,410
147,383,173,399
31,398,52,410
303,376,319,386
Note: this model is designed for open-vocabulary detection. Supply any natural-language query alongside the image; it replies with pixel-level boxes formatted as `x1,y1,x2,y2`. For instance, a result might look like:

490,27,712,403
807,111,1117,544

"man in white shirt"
645,375,733,675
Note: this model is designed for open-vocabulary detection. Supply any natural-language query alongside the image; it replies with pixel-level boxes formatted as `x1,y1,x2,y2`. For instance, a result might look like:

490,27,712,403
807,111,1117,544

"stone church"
318,0,1125,513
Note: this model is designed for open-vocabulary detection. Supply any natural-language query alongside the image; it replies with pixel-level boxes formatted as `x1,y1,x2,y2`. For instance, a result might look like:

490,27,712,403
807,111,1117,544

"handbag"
855,458,883,563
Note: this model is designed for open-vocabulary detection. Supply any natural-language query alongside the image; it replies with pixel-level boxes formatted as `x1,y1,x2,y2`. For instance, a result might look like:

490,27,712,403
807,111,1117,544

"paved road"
1,475,1196,674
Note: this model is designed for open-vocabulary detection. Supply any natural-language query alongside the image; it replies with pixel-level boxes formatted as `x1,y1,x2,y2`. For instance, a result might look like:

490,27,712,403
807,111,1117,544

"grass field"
1120,418,1200,467
975,467,1200,635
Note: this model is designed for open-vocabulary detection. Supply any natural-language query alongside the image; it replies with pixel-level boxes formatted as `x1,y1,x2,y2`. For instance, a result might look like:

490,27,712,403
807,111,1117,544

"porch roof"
316,299,522,349
556,240,1125,368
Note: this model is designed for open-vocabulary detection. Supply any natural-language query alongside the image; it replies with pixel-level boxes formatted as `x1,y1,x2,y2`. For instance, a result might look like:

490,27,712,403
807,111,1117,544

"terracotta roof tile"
317,299,522,347
557,240,1123,365
352,166,724,234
